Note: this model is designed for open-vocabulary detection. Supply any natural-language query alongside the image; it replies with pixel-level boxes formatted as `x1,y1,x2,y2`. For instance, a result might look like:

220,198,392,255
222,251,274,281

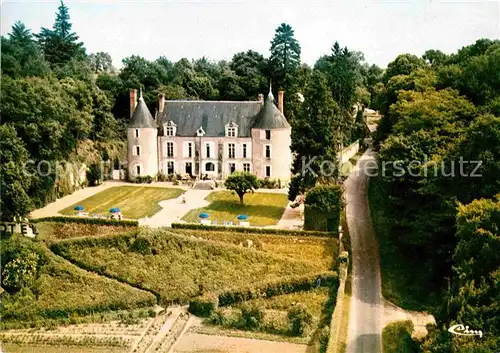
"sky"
2,0,500,69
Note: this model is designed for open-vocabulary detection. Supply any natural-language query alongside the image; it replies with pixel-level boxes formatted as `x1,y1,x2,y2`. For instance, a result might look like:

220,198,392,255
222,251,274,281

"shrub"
382,321,418,353
130,236,152,255
240,302,265,330
188,292,219,317
258,178,279,189
288,303,313,336
171,222,337,237
2,251,40,291
304,184,343,231
31,217,138,227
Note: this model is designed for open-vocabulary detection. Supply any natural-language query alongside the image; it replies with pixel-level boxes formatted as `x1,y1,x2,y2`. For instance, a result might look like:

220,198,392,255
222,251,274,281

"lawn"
59,186,184,219
0,235,156,330
51,229,324,304
169,229,338,271
181,191,289,226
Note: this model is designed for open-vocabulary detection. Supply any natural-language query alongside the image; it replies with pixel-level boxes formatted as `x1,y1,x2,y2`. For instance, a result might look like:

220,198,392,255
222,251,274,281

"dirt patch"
382,300,435,339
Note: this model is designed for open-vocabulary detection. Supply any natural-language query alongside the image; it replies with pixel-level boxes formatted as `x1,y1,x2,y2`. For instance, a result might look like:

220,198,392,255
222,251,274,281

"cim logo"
448,324,483,338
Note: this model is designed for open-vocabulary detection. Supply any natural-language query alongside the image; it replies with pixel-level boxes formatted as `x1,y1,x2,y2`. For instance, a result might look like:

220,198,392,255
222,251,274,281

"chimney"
158,93,165,114
258,93,264,103
278,91,284,114
129,89,137,118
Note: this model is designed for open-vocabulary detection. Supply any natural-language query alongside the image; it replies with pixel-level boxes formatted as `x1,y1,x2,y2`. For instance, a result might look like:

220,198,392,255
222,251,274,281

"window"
265,145,271,159
136,165,141,175
188,143,192,158
167,161,174,174
197,127,205,137
243,163,250,172
167,142,174,157
206,162,215,172
166,126,174,136
228,143,235,158
225,121,238,137
206,144,211,158
136,146,140,156
265,166,271,177
242,144,247,158
229,163,236,174
265,130,271,140
135,129,139,138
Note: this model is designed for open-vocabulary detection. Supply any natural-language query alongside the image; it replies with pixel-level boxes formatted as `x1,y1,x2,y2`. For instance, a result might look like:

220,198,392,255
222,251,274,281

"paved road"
345,149,383,353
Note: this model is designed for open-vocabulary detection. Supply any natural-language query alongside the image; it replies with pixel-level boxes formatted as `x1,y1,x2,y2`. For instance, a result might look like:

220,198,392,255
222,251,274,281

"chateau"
127,88,292,181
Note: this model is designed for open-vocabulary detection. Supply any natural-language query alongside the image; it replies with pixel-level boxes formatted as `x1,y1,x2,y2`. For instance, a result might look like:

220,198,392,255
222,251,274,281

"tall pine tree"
37,1,85,65
269,23,302,121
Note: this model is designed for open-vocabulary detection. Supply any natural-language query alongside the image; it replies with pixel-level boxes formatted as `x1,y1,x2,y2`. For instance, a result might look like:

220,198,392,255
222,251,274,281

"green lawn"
181,191,289,226
60,186,184,219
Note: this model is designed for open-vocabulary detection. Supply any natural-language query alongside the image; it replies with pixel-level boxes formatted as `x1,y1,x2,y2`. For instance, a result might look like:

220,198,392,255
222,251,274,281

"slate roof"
128,96,157,128
252,92,291,129
157,101,263,137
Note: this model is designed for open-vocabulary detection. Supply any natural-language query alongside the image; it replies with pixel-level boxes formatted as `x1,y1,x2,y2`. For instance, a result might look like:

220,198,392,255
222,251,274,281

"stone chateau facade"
127,88,292,181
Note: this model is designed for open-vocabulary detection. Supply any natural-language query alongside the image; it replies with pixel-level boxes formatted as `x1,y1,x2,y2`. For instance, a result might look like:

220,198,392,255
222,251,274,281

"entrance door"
185,162,193,176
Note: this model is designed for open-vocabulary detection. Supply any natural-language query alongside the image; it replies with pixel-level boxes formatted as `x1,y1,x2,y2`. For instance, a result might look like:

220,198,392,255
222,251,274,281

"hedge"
31,216,139,227
171,223,338,237
188,271,338,317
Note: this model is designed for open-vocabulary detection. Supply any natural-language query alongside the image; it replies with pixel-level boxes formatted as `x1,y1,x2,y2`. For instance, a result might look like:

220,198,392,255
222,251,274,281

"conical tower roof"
252,89,290,129
128,91,157,128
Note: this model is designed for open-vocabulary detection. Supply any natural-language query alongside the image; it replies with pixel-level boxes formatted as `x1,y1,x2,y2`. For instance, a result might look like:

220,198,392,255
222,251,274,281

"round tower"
251,88,292,181
127,89,158,180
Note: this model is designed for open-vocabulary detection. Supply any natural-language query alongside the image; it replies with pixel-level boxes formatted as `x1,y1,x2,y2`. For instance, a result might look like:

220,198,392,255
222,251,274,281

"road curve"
345,149,383,353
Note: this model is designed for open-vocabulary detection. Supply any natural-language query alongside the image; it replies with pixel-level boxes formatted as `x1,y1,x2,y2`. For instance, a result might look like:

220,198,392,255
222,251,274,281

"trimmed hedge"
171,223,337,237
188,271,338,317
31,216,138,227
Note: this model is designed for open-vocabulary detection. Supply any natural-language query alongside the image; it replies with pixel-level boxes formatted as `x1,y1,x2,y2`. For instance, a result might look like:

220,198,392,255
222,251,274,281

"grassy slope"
181,191,289,226
59,186,184,219
53,229,325,304
0,236,156,328
169,229,338,271
368,176,438,311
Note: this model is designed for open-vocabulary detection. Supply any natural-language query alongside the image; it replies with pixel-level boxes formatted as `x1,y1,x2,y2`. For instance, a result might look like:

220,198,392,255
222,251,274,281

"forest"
372,40,500,351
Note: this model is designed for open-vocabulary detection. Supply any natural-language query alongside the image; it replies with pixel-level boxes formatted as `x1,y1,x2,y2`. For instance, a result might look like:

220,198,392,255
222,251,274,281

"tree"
1,21,50,78
383,54,426,83
269,23,301,90
289,71,340,200
0,125,33,220
88,52,114,73
230,50,269,99
224,172,259,204
36,1,86,65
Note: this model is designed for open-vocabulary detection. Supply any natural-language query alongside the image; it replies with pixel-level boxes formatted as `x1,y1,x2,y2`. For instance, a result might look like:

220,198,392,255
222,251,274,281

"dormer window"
196,127,206,137
225,121,238,137
165,121,177,137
